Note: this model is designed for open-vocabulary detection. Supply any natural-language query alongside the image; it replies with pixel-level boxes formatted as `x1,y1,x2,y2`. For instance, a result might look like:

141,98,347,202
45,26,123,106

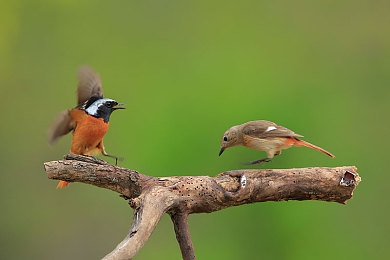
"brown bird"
48,66,125,188
219,120,334,164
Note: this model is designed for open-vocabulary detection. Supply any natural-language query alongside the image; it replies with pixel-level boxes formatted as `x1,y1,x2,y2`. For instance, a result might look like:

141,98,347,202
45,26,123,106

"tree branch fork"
44,154,360,260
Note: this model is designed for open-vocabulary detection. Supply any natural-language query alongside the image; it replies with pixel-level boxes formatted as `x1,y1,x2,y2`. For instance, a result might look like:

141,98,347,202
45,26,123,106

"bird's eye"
223,136,228,142
105,102,113,108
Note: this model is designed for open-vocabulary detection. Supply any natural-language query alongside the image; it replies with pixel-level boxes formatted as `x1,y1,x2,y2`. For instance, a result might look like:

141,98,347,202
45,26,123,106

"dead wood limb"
102,186,175,260
170,212,195,260
43,154,361,259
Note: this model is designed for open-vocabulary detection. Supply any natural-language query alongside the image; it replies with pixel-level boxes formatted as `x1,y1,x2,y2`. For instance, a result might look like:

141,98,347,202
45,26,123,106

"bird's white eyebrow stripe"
265,126,277,132
85,98,115,115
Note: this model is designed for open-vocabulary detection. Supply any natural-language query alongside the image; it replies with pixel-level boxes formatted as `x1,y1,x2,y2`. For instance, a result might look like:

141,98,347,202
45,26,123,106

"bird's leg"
70,154,108,165
103,153,123,166
243,150,280,165
99,142,121,165
243,157,272,165
102,152,120,165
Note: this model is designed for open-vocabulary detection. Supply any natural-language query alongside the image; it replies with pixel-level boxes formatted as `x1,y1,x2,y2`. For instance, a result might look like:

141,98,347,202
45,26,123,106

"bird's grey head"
219,125,242,156
84,97,124,122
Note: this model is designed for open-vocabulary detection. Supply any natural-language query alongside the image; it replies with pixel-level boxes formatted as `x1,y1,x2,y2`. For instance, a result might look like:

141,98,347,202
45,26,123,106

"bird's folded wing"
242,120,303,139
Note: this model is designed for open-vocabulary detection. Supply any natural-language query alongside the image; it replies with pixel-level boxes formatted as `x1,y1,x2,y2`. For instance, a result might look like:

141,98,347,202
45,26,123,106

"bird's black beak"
113,103,126,110
219,147,225,156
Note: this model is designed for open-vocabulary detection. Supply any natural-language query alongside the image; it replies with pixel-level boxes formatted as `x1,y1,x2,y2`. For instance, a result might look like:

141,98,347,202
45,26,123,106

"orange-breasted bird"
48,66,125,188
219,120,334,165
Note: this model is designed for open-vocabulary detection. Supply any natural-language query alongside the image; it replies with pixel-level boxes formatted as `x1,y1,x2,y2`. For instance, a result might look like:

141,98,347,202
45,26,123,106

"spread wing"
76,66,103,106
48,110,74,144
242,120,303,139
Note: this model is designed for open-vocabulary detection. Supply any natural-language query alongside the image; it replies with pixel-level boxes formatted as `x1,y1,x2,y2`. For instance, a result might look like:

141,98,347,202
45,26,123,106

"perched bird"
48,66,125,188
219,120,334,165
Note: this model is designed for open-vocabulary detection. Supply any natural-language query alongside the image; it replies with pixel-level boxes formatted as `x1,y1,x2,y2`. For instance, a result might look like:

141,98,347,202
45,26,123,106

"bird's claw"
243,158,272,165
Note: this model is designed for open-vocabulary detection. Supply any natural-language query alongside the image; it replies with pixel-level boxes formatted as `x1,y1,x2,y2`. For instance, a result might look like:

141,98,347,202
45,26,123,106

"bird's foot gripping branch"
44,154,361,260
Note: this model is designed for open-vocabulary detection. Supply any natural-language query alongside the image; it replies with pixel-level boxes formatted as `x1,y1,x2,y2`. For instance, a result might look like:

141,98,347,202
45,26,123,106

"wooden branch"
44,154,361,259
102,186,174,260
44,154,156,198
170,212,195,260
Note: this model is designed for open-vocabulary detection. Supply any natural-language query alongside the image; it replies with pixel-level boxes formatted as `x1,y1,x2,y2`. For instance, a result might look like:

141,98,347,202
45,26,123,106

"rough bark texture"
44,154,361,260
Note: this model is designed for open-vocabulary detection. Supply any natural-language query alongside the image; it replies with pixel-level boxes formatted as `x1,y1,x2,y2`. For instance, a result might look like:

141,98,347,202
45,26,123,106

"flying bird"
48,66,125,188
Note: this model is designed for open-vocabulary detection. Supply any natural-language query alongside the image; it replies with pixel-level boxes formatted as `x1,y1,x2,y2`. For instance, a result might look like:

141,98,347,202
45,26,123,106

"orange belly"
243,135,291,151
70,109,109,155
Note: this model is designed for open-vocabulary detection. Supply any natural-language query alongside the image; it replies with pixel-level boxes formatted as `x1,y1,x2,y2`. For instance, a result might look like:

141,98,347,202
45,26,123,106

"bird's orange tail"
293,139,335,158
56,180,70,189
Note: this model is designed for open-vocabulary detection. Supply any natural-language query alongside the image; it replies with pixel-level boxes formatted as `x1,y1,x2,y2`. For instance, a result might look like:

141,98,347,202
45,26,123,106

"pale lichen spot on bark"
240,175,247,188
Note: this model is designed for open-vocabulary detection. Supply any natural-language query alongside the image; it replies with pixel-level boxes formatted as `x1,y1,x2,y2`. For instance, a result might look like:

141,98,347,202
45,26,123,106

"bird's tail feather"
56,180,70,189
294,139,335,158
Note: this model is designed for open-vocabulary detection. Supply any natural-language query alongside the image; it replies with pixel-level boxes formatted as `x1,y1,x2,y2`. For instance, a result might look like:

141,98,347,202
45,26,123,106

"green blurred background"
1,0,389,259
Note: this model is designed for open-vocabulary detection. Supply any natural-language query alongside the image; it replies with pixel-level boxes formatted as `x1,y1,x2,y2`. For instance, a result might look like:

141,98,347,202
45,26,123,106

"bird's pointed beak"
113,103,126,110
219,147,225,156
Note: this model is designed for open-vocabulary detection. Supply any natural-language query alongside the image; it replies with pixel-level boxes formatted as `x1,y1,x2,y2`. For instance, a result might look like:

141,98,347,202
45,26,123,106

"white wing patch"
265,126,277,132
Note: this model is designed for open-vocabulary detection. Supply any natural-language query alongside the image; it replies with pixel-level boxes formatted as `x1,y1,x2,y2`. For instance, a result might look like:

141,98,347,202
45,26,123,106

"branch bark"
102,186,174,260
44,154,361,259
170,212,195,260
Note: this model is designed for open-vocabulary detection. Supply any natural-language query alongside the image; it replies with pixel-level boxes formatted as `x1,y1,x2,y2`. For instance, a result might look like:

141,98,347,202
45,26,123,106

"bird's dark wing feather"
242,120,303,139
48,110,74,144
76,66,103,106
